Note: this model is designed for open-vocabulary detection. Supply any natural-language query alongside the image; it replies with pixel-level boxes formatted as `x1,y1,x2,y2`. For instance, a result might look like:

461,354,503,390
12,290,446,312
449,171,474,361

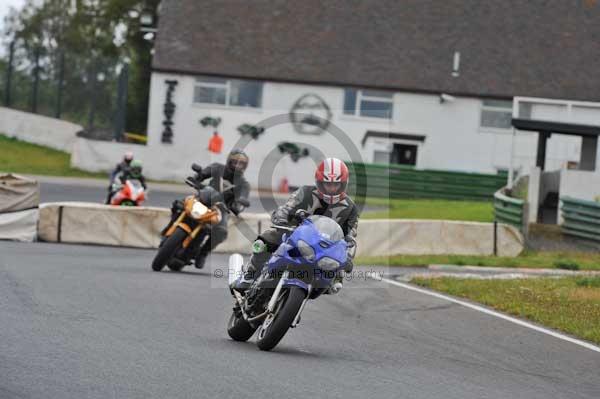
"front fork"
268,271,311,328
291,288,310,328
233,270,310,327
164,212,203,249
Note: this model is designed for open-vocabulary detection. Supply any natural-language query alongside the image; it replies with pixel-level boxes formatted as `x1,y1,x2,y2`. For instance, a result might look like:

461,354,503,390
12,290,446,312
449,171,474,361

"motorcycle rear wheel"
227,311,257,342
151,228,187,272
256,287,305,351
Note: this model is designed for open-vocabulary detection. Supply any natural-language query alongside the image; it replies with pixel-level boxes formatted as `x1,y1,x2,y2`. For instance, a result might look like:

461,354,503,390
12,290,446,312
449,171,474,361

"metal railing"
494,188,526,232
347,162,507,201
561,196,600,242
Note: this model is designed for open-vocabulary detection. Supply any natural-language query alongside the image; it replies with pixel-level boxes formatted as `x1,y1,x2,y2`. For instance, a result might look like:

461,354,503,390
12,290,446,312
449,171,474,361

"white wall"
0,106,82,153
141,72,587,189
559,170,600,202
558,169,600,224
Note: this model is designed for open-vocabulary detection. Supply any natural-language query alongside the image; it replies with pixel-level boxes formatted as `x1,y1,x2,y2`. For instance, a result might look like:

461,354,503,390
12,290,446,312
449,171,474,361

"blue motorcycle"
227,214,350,351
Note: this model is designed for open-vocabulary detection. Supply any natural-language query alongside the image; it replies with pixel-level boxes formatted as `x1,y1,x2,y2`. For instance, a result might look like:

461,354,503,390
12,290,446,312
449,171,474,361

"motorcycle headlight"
317,257,340,271
190,201,209,219
297,240,315,261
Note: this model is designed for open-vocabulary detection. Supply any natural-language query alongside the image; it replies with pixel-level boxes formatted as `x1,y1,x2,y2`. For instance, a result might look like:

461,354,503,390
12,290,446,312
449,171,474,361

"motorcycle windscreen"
129,180,145,198
307,215,344,241
128,179,143,190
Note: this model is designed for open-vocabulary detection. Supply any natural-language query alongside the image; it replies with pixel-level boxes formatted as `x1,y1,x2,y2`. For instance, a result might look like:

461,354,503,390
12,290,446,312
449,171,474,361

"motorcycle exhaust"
228,253,244,286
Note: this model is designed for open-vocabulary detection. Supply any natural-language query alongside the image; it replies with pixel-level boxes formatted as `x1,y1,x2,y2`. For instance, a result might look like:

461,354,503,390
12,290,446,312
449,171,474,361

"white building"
141,0,600,191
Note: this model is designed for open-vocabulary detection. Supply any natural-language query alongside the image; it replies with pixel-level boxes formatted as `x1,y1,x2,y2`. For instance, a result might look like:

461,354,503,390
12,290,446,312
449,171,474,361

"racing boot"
325,271,345,295
235,239,269,292
194,251,208,269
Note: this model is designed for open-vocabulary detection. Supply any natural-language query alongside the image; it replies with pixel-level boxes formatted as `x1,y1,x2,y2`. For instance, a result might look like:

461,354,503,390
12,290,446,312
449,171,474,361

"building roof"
153,0,600,101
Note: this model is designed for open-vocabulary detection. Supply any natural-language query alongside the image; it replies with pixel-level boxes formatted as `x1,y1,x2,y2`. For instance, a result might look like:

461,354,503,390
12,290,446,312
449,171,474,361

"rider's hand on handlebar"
229,202,245,216
293,209,309,223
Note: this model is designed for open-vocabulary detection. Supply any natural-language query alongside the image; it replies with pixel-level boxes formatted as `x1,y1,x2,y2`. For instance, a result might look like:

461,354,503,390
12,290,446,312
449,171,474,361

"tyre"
151,228,187,271
167,262,184,272
227,311,257,342
120,200,136,206
256,287,306,351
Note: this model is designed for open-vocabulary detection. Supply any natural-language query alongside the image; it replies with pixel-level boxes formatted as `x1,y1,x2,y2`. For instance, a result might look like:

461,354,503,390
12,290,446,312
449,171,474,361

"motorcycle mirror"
191,163,202,174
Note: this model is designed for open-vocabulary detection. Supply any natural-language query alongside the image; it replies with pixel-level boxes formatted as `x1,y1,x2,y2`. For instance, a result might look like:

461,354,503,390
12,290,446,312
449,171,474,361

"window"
373,150,391,164
480,100,513,129
194,77,263,108
344,89,393,119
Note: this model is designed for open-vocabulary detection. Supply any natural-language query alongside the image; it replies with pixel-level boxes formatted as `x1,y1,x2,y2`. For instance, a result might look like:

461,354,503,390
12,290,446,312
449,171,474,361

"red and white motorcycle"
109,179,146,206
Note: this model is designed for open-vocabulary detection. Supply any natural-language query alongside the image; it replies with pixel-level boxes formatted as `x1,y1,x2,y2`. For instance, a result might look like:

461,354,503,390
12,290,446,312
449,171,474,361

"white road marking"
375,276,600,354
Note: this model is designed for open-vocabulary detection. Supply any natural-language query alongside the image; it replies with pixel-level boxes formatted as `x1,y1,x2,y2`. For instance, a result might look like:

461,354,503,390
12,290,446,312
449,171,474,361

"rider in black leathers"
236,157,358,291
169,149,251,268
105,151,135,204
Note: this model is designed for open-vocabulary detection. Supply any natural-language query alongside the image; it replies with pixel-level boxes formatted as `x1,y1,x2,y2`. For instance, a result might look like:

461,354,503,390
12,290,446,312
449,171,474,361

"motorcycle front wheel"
151,227,187,272
227,311,257,342
256,287,305,351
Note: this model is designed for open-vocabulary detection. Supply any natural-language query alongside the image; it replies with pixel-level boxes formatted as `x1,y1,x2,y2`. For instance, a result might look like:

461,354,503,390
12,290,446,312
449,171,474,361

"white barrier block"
37,203,524,256
39,202,170,248
0,208,38,242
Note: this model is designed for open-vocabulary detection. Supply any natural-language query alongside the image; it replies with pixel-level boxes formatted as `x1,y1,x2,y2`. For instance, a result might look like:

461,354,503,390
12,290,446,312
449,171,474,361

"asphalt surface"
1,241,599,399
39,180,277,212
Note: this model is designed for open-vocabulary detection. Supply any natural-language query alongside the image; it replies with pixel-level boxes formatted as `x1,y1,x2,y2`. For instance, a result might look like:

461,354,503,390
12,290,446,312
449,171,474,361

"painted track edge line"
375,276,600,354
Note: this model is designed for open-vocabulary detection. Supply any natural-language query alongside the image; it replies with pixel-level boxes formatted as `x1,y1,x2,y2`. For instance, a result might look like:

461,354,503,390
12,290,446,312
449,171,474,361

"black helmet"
226,149,249,173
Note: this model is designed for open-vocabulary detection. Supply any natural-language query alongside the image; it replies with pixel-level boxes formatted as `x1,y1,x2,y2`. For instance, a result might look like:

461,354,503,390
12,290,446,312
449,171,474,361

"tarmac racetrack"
1,241,599,399
38,179,271,210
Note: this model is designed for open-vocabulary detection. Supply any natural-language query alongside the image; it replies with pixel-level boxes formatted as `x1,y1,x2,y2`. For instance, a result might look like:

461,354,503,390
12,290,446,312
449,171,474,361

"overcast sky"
1,0,26,31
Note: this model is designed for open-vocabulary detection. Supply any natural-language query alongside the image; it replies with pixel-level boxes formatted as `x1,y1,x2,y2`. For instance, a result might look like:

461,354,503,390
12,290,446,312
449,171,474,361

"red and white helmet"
124,151,134,164
315,158,349,205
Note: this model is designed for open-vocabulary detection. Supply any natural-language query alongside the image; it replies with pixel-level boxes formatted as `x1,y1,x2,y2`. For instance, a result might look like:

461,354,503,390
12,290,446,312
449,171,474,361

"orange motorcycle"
151,171,225,272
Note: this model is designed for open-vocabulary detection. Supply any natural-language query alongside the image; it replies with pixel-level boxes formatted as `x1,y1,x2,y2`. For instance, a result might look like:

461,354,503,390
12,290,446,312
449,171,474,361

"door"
391,143,417,166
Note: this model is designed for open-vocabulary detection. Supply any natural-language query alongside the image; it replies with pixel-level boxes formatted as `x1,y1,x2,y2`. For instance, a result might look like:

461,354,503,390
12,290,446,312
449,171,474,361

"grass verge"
411,276,600,345
0,134,105,178
356,250,600,271
362,198,494,222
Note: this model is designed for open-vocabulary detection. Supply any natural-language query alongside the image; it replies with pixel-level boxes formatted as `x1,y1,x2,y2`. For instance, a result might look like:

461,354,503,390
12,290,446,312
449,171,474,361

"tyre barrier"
0,174,40,242
36,202,524,257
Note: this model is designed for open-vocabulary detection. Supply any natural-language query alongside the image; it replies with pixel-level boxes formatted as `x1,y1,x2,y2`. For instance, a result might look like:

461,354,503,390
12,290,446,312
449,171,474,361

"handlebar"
271,225,295,231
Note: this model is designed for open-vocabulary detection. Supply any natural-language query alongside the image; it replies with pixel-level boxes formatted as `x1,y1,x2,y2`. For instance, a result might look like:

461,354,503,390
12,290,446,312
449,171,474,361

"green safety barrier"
346,162,507,201
493,190,525,230
561,196,600,242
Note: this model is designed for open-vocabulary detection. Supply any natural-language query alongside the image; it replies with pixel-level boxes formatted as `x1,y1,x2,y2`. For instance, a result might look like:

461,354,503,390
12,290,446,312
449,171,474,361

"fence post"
113,63,129,141
86,62,98,130
493,220,498,256
522,202,529,239
55,51,65,118
31,46,40,113
4,41,15,107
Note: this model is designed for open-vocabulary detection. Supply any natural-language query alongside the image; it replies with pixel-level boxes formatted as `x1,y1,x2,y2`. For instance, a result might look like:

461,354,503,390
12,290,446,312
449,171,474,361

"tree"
3,0,160,135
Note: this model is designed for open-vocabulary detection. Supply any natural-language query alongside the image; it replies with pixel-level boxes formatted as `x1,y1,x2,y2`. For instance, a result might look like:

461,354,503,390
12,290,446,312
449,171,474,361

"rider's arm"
197,163,218,182
237,178,251,202
343,204,359,242
271,187,307,225
109,163,122,182
139,174,148,190
342,204,359,272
